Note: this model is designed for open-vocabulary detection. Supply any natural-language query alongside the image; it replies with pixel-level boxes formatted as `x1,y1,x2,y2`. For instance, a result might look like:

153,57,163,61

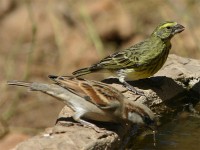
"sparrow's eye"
143,115,154,125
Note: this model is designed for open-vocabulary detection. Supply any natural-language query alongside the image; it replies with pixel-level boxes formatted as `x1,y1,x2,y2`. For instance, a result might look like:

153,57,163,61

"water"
128,112,200,150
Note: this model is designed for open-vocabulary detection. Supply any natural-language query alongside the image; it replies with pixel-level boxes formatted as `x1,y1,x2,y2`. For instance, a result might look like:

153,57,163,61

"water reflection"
129,113,200,150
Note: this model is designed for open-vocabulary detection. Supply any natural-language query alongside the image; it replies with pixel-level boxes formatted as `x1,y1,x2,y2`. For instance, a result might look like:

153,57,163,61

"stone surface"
13,54,200,150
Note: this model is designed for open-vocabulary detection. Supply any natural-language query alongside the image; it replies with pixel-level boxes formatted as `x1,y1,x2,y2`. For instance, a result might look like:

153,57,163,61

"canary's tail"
7,81,31,87
72,67,94,77
72,64,102,77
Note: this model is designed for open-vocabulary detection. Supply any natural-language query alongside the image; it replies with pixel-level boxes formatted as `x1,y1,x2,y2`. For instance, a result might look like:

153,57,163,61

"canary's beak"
173,24,185,34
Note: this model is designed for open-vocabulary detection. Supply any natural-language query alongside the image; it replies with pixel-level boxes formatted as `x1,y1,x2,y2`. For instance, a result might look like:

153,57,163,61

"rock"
12,54,200,150
0,132,29,150
14,126,118,150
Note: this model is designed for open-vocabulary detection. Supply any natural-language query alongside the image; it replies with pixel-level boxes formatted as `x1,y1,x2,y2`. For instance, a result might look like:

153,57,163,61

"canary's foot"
123,81,145,96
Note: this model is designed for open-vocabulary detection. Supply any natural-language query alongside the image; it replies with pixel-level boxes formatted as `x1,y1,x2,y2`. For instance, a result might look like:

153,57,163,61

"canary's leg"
122,80,150,106
73,112,113,134
118,75,145,96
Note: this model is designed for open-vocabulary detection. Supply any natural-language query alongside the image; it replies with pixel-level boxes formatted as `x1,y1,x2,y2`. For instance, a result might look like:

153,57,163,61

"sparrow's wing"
48,75,87,98
82,80,124,109
49,75,123,110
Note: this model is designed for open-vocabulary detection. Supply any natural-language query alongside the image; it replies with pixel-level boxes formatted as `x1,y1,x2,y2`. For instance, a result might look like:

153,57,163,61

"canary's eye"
166,26,172,29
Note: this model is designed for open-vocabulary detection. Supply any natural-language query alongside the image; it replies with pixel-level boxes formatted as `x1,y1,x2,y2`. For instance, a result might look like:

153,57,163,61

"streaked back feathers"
8,76,156,127
72,21,184,80
49,75,123,109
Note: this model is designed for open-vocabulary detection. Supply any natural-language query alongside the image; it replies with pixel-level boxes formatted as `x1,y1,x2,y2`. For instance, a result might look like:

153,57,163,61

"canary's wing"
49,75,122,110
94,41,149,70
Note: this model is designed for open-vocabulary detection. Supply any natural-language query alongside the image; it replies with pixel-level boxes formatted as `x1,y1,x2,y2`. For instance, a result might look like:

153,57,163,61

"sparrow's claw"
78,119,114,134
76,121,114,135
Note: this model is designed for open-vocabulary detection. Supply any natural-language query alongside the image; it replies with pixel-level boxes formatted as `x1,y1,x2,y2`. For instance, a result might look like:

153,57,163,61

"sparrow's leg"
73,112,113,134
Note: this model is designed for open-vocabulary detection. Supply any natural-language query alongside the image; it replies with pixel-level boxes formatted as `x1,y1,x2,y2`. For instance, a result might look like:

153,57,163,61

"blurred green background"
0,0,200,149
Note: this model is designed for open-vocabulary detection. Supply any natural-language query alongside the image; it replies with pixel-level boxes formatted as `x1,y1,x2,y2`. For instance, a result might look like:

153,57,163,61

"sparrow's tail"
7,81,31,87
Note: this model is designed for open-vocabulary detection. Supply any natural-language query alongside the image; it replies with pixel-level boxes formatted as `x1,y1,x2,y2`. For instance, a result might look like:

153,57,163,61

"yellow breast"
126,69,153,80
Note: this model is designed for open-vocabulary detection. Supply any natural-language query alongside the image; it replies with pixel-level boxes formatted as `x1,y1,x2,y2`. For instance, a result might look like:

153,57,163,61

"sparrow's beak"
145,117,157,132
146,123,157,132
173,24,185,34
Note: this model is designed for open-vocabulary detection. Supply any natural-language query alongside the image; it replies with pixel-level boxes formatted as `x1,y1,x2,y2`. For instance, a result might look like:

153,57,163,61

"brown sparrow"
7,75,156,132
